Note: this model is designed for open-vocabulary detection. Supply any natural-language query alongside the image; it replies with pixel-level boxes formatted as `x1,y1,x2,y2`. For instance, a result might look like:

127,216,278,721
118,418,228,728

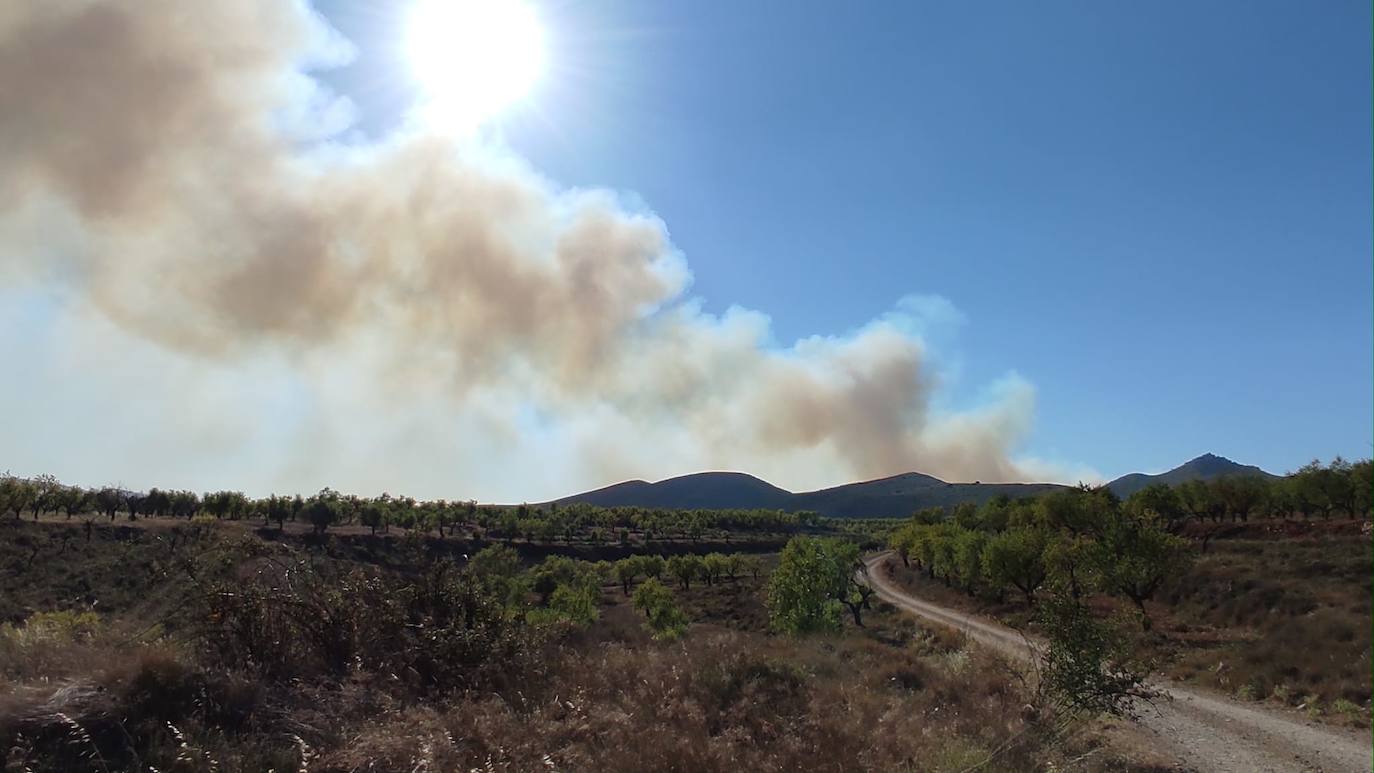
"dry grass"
886,526,1372,723
0,518,1164,771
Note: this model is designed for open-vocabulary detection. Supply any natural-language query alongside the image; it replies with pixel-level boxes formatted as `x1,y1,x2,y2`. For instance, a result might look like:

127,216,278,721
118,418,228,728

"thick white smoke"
0,0,1089,500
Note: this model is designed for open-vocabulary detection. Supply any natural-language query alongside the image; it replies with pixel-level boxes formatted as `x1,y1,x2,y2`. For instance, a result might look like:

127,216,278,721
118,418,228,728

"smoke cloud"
0,1,1089,500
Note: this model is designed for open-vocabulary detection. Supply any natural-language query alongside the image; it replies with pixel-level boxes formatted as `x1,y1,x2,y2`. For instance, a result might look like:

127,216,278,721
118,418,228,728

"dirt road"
863,553,1372,773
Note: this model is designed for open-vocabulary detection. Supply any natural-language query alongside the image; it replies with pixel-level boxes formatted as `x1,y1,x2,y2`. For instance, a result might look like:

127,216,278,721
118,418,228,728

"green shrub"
632,578,689,640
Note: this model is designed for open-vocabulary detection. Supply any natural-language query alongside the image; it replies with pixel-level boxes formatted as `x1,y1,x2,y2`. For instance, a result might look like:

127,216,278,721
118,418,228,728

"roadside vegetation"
0,513,1161,771
0,458,1363,768
882,458,1372,724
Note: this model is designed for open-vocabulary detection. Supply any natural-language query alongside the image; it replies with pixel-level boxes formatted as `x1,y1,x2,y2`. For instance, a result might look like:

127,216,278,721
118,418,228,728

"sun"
404,0,546,130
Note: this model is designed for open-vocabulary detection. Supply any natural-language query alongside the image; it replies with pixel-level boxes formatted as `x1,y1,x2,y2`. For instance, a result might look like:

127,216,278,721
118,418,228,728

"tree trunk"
846,602,864,627
1133,597,1152,631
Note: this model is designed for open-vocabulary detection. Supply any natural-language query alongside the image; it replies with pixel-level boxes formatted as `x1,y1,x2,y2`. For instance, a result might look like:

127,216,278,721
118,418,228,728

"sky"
0,1,1369,500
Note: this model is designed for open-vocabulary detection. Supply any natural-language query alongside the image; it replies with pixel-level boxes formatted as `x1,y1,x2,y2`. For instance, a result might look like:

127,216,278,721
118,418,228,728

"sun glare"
405,0,546,130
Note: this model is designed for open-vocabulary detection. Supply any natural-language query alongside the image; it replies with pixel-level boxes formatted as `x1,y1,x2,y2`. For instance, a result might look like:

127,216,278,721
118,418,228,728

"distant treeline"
1,458,1362,543
0,473,870,542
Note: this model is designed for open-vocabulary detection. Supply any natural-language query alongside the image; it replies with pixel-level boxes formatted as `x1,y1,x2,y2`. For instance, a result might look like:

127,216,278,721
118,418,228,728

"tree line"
0,473,827,542
880,458,1368,631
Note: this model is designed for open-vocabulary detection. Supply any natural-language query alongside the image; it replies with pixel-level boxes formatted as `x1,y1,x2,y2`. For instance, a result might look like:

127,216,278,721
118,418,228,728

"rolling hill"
555,452,1279,518
1105,452,1277,498
554,470,1065,518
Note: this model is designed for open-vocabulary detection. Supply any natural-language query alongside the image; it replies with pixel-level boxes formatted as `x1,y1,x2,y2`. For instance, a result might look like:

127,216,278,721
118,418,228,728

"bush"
199,558,539,694
1036,593,1156,718
632,578,689,640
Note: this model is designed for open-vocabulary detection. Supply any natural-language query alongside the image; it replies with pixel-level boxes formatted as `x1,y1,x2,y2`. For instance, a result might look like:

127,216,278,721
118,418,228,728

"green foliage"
701,552,729,585
530,555,591,602
1,610,101,646
982,528,1048,605
1124,483,1186,531
632,577,689,640
766,536,863,635
1042,533,1094,599
1090,513,1192,630
951,529,986,594
531,582,599,627
1036,593,1156,718
666,554,704,590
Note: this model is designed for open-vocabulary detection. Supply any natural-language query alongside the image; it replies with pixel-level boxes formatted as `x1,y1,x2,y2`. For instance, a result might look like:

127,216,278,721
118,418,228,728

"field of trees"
0,459,1366,770
883,458,1372,723
0,471,902,549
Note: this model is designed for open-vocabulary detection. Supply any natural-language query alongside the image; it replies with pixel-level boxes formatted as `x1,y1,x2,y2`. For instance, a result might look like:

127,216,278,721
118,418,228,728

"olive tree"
633,578,689,640
982,528,1049,606
1090,513,1192,630
766,536,867,633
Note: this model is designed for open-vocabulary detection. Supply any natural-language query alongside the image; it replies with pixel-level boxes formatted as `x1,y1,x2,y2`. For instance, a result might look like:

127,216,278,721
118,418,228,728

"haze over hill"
556,452,1278,518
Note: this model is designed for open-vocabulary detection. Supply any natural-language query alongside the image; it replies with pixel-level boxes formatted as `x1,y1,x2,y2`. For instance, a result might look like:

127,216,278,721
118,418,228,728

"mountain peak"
1107,453,1275,497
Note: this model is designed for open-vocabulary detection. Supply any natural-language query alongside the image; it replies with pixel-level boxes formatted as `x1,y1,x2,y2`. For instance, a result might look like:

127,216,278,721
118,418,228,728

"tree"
28,474,59,520
94,486,126,521
1177,479,1222,523
265,494,291,530
203,490,249,520
765,536,863,634
723,553,744,581
540,583,599,626
1214,475,1268,523
1124,484,1186,532
976,496,1013,532
0,474,26,519
952,528,987,596
1290,460,1348,519
1090,513,1192,630
1036,592,1157,718
888,525,917,567
359,498,387,535
638,554,666,581
1352,459,1373,518
701,553,728,586
950,501,980,530
929,525,958,586
530,555,587,604
633,578,689,640
982,528,1049,606
57,486,92,520
469,544,521,579
170,490,201,519
1043,533,1094,600
303,489,341,534
666,554,703,591
613,558,641,595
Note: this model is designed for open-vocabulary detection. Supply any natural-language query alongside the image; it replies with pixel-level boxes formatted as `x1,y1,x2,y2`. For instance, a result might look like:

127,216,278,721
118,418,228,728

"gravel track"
863,553,1372,773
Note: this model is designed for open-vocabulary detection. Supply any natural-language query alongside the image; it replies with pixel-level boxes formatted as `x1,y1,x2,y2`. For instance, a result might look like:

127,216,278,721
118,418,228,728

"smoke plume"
0,1,1086,500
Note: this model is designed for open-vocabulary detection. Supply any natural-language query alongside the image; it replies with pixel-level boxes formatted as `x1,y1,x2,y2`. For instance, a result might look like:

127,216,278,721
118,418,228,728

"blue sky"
1,1,1368,499
317,0,1372,478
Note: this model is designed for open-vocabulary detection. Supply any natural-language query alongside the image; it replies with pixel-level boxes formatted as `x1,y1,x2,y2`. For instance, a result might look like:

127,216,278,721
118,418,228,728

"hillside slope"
556,470,1067,518
1107,453,1276,498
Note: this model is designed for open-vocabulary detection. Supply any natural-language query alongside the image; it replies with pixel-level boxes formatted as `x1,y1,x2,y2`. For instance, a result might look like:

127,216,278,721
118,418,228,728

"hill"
1106,453,1277,498
556,471,793,511
555,470,1066,518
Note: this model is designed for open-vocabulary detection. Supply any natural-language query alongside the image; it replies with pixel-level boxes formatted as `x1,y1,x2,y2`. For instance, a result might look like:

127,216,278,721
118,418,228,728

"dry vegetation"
0,518,1164,772
886,520,1372,726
